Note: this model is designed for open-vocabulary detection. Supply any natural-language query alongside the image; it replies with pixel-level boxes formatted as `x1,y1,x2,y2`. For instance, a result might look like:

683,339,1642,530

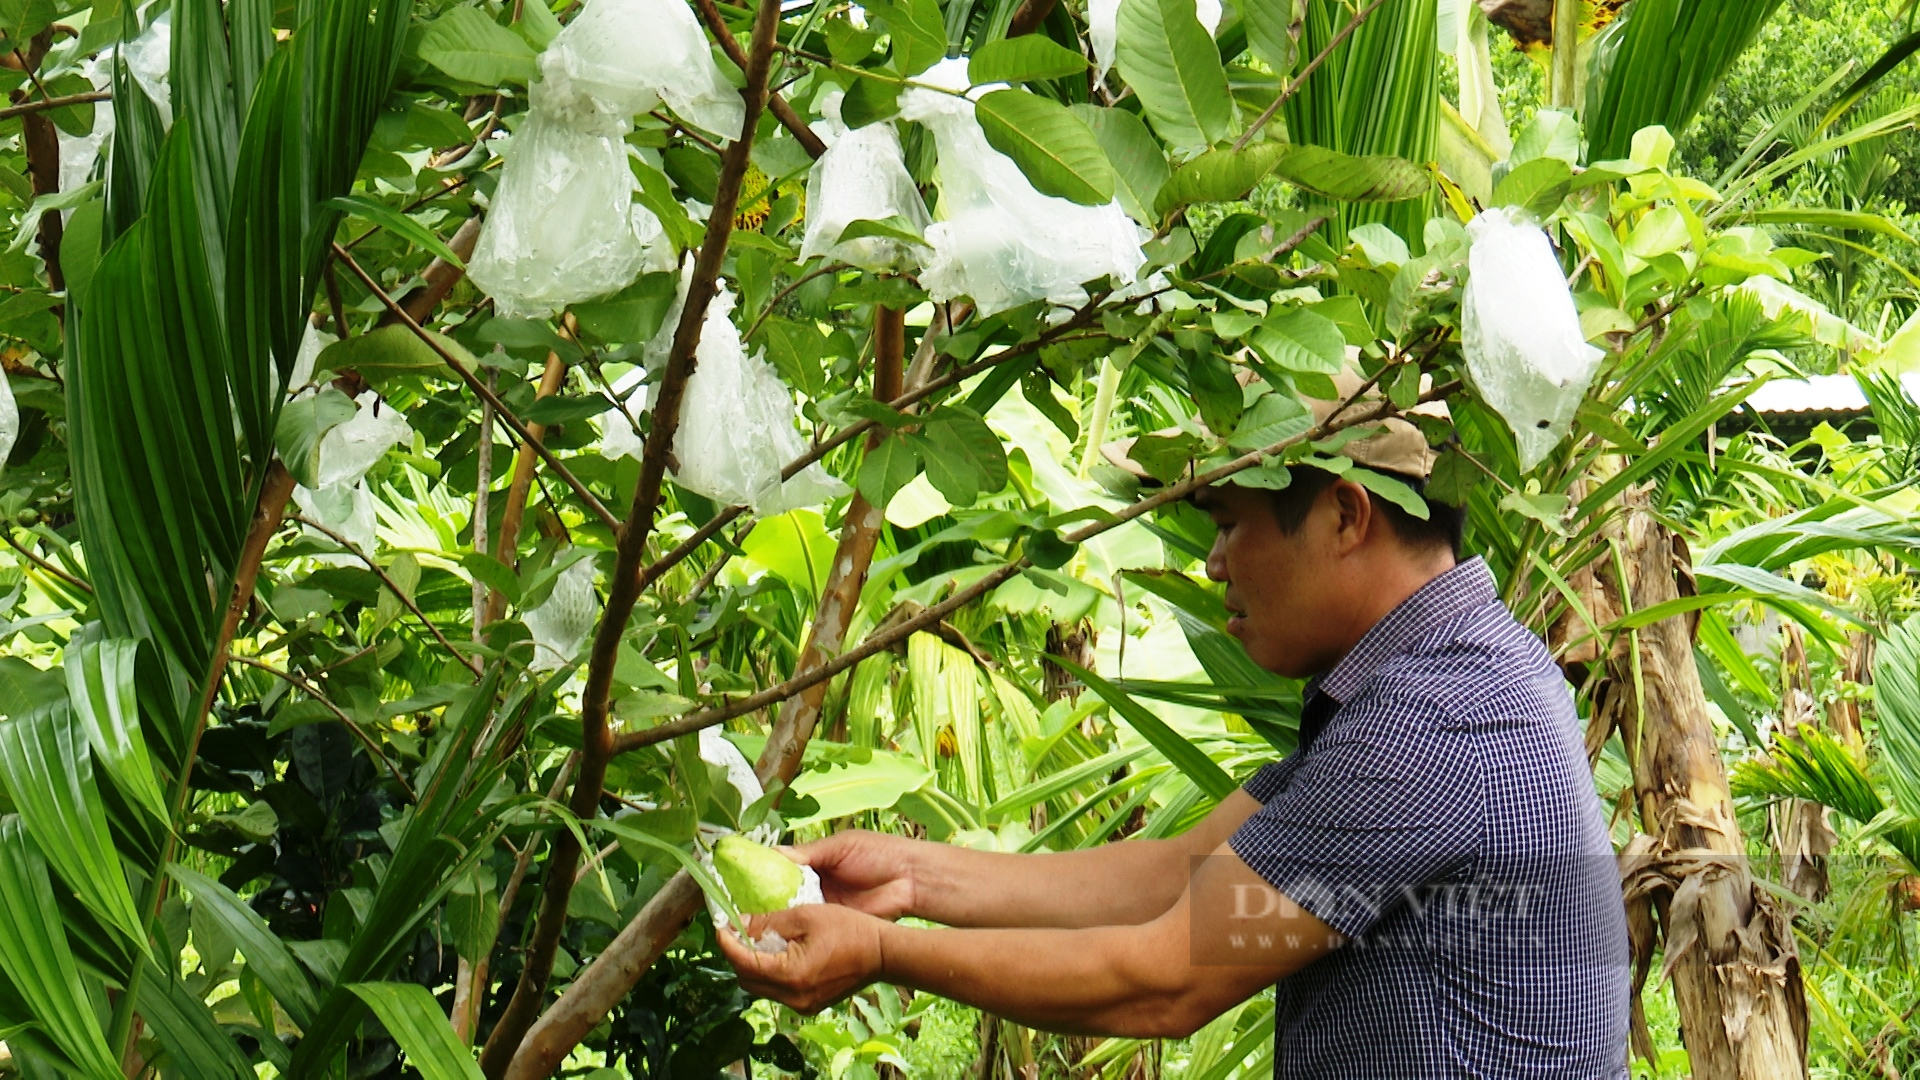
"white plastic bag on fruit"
523,557,599,671
123,10,173,127
1089,0,1219,85
0,367,17,473
536,0,743,141
58,54,114,205
899,59,1147,316
641,262,696,375
672,284,848,513
594,367,650,462
465,105,675,319
316,392,413,490
800,92,932,271
293,481,379,564
1461,207,1603,471
287,323,338,395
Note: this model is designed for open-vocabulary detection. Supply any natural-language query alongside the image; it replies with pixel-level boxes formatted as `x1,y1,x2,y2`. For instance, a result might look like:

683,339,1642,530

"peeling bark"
1771,624,1834,905
1600,492,1808,1080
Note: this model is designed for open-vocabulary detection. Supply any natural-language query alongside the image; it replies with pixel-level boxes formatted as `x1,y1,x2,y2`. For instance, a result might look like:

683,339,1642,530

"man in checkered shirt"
722,377,1633,1077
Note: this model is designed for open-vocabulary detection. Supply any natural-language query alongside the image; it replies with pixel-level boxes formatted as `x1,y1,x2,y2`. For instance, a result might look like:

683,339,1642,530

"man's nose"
1205,536,1228,582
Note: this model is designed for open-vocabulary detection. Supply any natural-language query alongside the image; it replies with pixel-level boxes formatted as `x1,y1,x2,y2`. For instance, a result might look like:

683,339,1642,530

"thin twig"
682,522,753,604
229,655,416,799
332,243,622,535
687,0,828,159
1,529,90,593
343,174,479,253
0,89,108,121
10,50,53,106
1233,0,1391,152
745,262,846,339
652,111,725,155
290,513,484,675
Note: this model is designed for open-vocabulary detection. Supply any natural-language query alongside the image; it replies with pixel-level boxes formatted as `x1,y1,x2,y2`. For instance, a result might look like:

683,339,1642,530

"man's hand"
716,904,886,1014
786,830,917,920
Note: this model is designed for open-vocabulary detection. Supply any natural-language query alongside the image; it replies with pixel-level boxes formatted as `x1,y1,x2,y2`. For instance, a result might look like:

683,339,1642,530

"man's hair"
1265,466,1465,557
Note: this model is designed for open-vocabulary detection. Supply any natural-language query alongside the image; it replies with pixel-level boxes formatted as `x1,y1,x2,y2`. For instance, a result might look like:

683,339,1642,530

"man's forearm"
905,838,1191,929
902,790,1262,929
874,920,1202,1037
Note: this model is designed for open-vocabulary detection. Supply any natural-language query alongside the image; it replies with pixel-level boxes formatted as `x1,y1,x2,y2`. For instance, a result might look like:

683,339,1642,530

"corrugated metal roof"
1744,373,1920,415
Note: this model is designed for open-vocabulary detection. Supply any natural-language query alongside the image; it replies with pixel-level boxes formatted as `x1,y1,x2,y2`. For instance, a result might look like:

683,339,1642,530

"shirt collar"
1315,556,1500,707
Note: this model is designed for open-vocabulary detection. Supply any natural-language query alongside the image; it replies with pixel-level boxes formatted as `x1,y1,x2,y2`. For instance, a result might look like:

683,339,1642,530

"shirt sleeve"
1228,689,1482,940
1241,758,1300,802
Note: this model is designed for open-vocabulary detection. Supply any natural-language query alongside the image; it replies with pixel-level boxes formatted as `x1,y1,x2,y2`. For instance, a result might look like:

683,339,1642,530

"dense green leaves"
416,7,539,86
1241,0,1299,76
1074,104,1169,224
975,91,1116,206
1585,0,1789,160
968,36,1089,84
1116,0,1234,152
169,866,323,1029
0,706,147,946
349,983,486,1079
0,820,122,1080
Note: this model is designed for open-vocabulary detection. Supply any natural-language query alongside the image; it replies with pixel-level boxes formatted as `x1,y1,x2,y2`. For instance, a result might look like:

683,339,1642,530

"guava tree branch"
484,349,570,624
0,88,108,120
624,297,1115,595
612,377,1465,754
1007,0,1059,37
689,0,827,159
505,305,923,1080
389,215,483,326
478,0,788,1069
333,243,622,535
289,513,483,674
112,461,298,1063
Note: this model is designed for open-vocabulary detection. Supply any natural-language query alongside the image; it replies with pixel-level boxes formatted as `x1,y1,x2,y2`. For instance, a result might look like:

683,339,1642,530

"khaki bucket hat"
1101,366,1446,483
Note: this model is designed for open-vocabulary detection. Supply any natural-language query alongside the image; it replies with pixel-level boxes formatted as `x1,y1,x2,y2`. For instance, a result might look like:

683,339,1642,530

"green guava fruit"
713,835,803,914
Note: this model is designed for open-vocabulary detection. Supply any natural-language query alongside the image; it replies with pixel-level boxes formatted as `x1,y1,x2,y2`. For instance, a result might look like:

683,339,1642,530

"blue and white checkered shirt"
1229,557,1631,1078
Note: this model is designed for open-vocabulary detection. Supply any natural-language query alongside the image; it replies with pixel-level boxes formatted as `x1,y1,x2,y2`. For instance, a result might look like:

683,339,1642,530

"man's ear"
1325,478,1374,555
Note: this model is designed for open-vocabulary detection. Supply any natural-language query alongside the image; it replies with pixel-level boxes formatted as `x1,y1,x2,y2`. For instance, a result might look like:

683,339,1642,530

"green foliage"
0,0,1915,1076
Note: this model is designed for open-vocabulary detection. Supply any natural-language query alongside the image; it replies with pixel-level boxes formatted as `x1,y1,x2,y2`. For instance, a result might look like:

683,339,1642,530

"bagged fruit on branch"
522,557,599,671
286,323,338,395
671,283,847,513
594,368,649,462
465,103,676,319
898,59,1147,317
122,10,172,127
0,367,16,474
535,0,743,141
316,392,413,491
800,91,932,272
293,481,379,565
642,261,695,376
1461,207,1604,471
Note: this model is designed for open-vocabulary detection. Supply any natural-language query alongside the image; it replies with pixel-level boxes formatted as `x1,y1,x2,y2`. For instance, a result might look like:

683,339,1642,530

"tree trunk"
1602,493,1808,1079
1770,624,1834,904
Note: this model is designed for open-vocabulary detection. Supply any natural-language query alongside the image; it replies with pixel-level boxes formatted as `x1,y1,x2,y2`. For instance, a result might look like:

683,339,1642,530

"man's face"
1196,483,1345,679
